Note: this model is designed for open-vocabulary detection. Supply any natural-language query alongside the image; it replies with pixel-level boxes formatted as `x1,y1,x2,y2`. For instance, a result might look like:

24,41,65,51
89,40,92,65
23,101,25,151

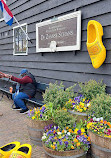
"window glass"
13,24,28,55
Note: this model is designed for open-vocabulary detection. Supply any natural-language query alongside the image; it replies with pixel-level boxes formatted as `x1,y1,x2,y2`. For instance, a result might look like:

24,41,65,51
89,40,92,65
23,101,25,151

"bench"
0,78,49,107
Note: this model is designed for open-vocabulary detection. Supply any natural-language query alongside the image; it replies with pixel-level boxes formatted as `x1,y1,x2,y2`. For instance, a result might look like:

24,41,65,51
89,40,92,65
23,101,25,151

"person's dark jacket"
11,72,36,98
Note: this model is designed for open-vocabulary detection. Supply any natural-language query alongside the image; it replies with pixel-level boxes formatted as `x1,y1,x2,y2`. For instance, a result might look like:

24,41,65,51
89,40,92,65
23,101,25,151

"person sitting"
4,69,36,114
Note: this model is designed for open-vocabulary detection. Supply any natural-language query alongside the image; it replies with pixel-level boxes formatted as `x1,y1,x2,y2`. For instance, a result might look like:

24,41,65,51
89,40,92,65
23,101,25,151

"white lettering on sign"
41,30,74,41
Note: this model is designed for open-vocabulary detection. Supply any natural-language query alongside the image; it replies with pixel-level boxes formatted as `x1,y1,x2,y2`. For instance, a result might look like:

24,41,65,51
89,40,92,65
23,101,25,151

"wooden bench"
25,82,49,107
0,78,49,107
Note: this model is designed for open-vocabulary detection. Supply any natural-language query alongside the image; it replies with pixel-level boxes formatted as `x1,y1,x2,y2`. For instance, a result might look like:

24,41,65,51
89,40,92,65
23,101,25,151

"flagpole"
13,16,32,43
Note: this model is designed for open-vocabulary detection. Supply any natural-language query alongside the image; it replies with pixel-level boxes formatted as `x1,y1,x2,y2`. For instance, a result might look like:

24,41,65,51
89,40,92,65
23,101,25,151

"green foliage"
88,93,111,122
43,81,77,108
53,109,76,129
79,79,106,100
44,102,60,119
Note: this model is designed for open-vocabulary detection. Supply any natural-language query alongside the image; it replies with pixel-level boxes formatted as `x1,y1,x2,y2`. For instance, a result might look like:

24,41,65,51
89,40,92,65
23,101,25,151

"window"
13,23,28,55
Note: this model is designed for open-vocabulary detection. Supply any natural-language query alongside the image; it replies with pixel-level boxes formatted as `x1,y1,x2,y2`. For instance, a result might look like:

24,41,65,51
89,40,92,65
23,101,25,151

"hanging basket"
43,143,86,158
88,130,111,158
68,110,88,122
27,119,54,146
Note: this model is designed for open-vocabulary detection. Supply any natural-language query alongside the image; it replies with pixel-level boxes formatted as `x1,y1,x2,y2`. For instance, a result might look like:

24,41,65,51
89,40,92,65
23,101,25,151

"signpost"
36,11,81,52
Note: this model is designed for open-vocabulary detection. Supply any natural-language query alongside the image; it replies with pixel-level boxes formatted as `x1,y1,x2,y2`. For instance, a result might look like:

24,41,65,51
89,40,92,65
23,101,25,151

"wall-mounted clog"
9,144,32,158
86,20,106,69
0,142,20,158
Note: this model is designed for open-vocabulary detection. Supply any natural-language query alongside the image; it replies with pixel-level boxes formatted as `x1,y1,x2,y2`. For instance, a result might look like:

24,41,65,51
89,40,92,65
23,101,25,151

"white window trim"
13,23,28,56
0,18,4,22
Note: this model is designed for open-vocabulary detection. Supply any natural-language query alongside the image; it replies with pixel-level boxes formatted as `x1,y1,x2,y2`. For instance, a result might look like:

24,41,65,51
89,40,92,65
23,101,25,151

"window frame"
0,16,4,22
13,23,28,56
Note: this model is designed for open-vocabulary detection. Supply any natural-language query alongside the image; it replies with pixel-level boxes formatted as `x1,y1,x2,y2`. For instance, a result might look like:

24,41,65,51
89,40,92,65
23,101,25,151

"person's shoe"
20,108,29,114
12,107,21,111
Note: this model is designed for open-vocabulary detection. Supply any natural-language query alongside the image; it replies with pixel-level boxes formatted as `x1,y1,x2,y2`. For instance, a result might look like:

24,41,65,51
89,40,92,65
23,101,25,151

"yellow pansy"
79,109,83,112
32,116,35,120
87,122,93,129
71,146,74,149
74,128,79,134
81,128,85,133
80,102,84,107
83,107,87,111
74,138,78,143
83,98,85,102
76,106,79,109
77,142,80,146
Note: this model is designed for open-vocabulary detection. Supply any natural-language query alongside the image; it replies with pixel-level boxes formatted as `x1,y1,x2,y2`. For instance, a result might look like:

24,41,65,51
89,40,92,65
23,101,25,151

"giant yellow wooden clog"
86,20,106,69
9,144,32,158
0,142,20,158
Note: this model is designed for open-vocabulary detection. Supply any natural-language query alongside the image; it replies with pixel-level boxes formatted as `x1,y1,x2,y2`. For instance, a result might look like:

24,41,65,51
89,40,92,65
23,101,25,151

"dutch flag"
0,0,13,26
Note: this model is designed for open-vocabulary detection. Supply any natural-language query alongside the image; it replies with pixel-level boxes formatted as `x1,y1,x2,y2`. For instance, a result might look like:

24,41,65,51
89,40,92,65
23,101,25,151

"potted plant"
43,81,77,109
79,79,106,100
87,93,111,158
65,95,90,122
87,118,111,158
42,110,90,158
27,103,55,146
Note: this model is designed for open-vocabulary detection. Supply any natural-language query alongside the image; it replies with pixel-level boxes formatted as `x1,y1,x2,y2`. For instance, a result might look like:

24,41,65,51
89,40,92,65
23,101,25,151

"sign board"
36,11,81,52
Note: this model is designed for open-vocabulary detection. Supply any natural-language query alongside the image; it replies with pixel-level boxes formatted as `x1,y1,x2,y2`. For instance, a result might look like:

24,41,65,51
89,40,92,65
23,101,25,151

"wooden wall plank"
0,0,111,92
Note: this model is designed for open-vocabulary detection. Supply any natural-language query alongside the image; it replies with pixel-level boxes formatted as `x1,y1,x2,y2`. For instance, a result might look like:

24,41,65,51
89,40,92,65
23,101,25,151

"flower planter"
68,110,88,122
27,119,54,146
88,130,111,158
43,144,86,158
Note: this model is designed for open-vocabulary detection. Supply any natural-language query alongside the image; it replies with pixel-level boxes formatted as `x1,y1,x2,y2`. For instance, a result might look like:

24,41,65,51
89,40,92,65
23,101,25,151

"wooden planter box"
68,110,88,122
43,143,86,158
27,119,54,146
88,130,111,158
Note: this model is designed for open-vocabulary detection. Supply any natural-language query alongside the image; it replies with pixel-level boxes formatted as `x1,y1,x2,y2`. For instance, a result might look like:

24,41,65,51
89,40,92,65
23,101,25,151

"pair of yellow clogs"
0,142,32,158
86,20,106,69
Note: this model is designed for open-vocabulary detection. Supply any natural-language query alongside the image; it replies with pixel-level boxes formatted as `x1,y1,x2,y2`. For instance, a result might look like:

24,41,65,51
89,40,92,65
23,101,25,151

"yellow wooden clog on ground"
9,144,32,158
86,20,106,69
0,142,20,158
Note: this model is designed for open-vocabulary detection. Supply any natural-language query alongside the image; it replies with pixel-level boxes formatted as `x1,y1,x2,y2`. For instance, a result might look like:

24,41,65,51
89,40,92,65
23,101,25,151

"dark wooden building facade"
0,0,111,92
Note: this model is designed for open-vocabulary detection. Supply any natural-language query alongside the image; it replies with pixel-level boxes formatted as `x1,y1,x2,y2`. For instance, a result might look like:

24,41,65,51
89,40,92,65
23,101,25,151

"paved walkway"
0,96,45,158
0,95,91,158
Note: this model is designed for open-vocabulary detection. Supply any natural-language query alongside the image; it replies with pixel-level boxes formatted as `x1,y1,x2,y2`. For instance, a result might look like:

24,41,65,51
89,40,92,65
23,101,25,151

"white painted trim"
13,23,28,56
36,10,81,53
0,18,4,22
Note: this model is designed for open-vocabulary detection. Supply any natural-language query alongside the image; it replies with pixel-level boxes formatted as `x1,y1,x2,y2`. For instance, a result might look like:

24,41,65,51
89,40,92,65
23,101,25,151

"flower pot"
27,119,54,146
68,110,88,122
88,130,111,158
43,143,86,158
